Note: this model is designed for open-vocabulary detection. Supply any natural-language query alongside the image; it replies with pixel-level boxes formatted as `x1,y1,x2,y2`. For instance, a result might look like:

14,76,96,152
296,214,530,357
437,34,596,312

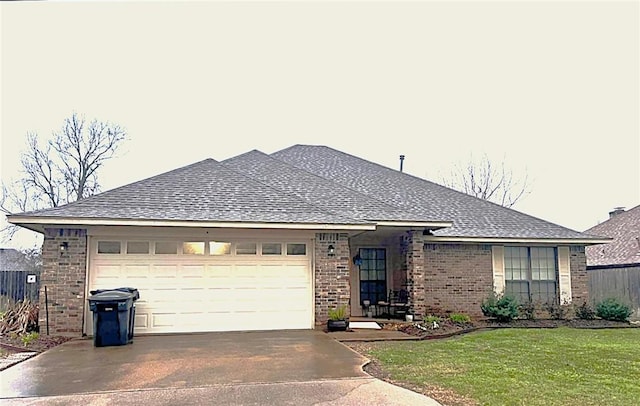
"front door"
359,248,387,306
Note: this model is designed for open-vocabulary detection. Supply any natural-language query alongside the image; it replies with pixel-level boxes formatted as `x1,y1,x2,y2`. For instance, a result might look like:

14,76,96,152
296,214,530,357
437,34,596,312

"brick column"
403,230,425,319
39,228,87,336
570,246,589,304
314,233,350,324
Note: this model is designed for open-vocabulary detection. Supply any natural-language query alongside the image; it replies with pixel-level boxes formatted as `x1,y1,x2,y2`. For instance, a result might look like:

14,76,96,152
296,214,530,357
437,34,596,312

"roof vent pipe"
609,207,625,218
399,155,405,172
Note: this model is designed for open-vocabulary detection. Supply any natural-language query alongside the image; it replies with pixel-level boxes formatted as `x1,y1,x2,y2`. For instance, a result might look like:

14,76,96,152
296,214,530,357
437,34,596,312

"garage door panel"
152,265,179,278
94,264,122,279
181,265,206,278
90,238,312,334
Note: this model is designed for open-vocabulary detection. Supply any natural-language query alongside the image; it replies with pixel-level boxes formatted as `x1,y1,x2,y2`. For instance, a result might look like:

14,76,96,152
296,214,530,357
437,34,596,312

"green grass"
365,328,640,406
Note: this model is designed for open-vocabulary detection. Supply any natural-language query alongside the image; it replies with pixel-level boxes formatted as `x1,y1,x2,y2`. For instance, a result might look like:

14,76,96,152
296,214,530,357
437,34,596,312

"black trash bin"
88,288,138,347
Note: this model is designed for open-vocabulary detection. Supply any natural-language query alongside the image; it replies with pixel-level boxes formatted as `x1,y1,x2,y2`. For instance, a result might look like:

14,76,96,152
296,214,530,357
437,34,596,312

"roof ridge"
221,150,375,224
231,149,419,219
276,145,589,235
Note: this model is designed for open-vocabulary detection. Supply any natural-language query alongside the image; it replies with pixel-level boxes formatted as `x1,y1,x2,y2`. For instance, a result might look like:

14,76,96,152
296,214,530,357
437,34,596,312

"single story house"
8,145,609,336
585,205,640,318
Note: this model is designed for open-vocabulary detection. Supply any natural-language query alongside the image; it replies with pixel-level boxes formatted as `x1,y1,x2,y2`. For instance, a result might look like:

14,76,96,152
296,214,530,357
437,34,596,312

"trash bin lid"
88,290,133,302
90,287,140,301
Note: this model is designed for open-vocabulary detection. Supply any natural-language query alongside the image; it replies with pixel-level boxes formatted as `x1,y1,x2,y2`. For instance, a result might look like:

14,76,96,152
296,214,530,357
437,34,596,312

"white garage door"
88,238,313,334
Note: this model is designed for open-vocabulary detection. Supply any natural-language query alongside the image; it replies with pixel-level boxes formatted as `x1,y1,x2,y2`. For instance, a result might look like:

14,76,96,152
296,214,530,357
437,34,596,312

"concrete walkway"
0,330,441,405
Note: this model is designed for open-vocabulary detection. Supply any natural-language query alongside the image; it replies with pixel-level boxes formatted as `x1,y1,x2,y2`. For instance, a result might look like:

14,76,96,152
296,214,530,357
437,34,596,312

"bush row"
480,293,633,322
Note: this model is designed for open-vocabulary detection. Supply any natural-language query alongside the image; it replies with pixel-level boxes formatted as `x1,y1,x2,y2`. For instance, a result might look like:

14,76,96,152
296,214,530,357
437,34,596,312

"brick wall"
402,231,426,318
423,243,493,318
39,228,88,336
314,233,350,323
570,246,588,304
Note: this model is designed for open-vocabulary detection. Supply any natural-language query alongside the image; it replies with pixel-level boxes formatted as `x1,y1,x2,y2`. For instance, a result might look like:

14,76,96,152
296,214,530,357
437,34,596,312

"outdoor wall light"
59,242,69,254
328,244,335,256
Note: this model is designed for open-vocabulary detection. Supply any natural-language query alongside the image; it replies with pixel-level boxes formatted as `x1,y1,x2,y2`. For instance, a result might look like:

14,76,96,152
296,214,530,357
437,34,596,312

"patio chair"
378,289,410,320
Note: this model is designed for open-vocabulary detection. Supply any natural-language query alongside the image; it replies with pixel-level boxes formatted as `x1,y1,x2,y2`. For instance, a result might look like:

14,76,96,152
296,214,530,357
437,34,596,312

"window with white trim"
505,247,558,304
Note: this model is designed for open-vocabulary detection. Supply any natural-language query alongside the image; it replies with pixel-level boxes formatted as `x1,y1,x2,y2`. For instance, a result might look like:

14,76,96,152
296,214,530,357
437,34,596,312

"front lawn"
359,327,640,406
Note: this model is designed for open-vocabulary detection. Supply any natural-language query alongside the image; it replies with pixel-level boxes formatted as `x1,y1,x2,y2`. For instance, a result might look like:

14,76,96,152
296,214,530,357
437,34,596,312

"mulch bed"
379,318,639,340
0,334,73,354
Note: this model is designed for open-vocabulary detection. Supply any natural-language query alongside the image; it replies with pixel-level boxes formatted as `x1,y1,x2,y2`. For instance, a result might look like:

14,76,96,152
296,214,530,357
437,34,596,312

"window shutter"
558,246,571,304
491,246,505,295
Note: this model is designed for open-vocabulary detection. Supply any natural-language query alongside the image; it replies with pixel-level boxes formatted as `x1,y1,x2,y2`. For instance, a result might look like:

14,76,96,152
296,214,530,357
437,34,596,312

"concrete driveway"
1,330,440,405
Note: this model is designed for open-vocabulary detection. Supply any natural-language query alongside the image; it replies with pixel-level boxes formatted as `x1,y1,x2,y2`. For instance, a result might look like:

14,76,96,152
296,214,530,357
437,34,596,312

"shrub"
328,305,348,321
481,293,519,322
425,315,441,324
449,313,471,324
575,301,596,320
544,302,567,320
595,298,632,322
21,332,39,346
518,301,537,320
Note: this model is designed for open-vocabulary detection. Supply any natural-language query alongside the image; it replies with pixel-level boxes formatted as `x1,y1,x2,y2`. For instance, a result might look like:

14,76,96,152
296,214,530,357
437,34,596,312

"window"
359,248,386,305
155,241,177,254
183,242,205,255
236,242,257,255
126,241,149,254
209,241,231,256
262,243,282,255
286,243,306,256
97,241,121,254
505,246,558,304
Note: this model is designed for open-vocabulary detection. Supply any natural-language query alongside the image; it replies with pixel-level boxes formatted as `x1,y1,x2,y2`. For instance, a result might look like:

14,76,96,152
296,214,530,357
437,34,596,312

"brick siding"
570,246,589,304
423,243,493,318
402,231,426,318
314,233,350,323
39,228,88,336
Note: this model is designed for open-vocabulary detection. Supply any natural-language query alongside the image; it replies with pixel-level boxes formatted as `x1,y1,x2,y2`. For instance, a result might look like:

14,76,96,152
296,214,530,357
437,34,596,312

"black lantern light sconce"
59,242,69,256
328,244,335,256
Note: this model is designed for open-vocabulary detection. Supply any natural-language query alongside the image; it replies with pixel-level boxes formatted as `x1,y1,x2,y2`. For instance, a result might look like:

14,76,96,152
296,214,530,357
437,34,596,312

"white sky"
1,1,639,249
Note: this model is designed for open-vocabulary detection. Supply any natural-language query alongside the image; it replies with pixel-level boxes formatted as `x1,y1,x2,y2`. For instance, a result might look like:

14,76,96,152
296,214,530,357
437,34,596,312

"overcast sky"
1,1,638,249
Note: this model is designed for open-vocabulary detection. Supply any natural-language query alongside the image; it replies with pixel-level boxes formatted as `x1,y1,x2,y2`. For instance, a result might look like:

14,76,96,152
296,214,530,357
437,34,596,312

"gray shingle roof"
12,158,368,225
222,150,429,222
585,205,640,266
9,145,609,241
271,145,602,240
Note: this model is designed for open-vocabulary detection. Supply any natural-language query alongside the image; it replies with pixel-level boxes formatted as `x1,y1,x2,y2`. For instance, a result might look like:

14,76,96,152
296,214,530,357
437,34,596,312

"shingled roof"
8,158,371,229
271,145,604,240
585,205,640,266
8,145,609,242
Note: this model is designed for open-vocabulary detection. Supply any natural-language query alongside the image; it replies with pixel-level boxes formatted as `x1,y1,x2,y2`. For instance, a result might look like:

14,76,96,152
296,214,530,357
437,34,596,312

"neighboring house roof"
0,248,30,272
585,205,640,267
271,145,602,241
8,145,608,243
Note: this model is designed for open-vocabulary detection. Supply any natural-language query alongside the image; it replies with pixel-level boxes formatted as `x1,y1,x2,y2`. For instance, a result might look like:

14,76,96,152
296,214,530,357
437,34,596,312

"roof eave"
7,216,377,233
424,236,613,245
374,220,452,230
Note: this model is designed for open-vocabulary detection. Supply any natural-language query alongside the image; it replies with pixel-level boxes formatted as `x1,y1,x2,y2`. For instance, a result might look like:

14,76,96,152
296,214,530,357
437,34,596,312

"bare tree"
1,113,126,240
441,154,531,208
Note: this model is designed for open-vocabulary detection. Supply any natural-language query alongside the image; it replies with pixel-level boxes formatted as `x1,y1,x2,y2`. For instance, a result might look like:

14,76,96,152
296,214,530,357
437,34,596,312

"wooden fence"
588,265,640,320
0,270,40,311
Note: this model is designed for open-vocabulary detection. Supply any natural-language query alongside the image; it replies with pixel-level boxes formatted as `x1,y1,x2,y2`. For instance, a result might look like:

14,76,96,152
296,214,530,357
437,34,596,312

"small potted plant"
327,305,349,331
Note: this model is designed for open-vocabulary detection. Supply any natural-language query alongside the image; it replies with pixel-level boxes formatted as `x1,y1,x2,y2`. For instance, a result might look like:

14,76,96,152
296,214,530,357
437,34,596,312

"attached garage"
87,235,314,335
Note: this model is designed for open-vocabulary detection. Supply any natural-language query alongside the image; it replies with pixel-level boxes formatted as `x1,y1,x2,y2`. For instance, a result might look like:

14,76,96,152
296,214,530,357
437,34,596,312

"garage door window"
236,242,257,255
183,242,205,255
98,241,121,254
209,241,231,255
286,243,306,256
262,243,282,255
155,241,178,254
127,241,149,254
